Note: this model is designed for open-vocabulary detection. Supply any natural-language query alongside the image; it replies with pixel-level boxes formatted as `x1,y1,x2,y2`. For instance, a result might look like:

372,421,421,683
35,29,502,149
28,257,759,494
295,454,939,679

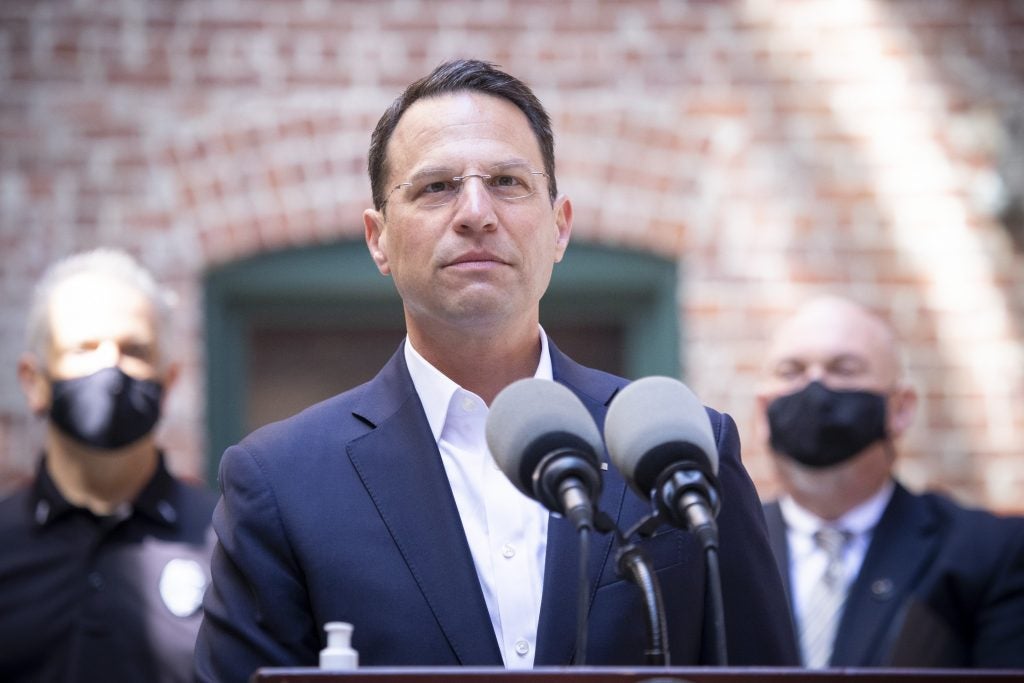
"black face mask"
49,366,163,451
767,380,887,468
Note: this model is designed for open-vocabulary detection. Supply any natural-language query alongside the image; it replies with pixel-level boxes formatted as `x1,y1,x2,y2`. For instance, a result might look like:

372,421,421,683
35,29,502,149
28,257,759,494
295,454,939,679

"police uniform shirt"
0,454,217,683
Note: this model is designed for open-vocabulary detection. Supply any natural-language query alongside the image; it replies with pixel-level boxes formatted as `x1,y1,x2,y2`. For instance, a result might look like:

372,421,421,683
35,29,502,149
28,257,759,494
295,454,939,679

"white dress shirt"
780,479,895,633
404,330,552,668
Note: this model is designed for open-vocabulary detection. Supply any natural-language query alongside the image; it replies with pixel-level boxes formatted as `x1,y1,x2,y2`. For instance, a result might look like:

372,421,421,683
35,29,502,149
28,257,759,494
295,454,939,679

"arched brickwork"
2,0,1022,511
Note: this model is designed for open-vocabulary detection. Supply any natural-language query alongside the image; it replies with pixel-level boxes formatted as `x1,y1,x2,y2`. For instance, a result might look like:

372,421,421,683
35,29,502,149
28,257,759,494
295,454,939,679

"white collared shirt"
404,329,552,668
780,479,895,627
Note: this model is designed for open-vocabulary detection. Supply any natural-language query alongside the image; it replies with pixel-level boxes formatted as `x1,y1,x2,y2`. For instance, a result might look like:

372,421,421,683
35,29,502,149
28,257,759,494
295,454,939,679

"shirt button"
157,500,177,523
461,397,476,412
34,500,50,525
515,639,530,656
502,543,516,559
88,572,104,590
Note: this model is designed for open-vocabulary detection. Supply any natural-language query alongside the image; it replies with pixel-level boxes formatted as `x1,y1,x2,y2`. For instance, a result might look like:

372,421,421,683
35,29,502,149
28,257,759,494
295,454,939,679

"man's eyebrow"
405,159,535,181
830,352,869,367
772,357,803,371
488,159,533,171
405,166,457,182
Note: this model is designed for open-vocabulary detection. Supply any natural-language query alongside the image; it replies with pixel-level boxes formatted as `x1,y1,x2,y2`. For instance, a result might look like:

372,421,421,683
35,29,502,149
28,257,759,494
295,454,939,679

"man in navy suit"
195,59,798,681
757,295,1024,668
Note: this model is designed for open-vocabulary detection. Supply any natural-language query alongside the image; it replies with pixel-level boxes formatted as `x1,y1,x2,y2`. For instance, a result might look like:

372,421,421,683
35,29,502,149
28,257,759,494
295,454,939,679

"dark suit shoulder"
912,488,1024,557
237,379,397,460
917,489,1024,524
237,344,417,459
549,341,730,437
879,485,1024,667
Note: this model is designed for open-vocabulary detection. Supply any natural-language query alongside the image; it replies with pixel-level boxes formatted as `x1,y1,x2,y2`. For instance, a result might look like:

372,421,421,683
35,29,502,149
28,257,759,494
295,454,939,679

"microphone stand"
702,539,727,666
573,522,591,665
546,457,603,666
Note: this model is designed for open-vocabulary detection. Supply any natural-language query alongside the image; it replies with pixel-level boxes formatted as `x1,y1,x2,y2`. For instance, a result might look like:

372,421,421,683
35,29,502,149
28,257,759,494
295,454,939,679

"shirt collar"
404,325,554,444
780,477,895,537
30,451,182,529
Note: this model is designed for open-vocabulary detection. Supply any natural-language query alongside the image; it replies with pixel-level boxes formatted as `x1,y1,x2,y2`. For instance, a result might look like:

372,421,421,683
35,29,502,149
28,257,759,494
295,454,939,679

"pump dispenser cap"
320,621,358,670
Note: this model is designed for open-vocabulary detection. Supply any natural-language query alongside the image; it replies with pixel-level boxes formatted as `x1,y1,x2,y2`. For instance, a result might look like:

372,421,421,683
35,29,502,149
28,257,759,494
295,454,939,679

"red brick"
1,0,1023,512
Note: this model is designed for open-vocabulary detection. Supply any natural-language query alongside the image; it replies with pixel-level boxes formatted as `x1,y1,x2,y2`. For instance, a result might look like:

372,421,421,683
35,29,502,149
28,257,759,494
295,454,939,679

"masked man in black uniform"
0,248,217,683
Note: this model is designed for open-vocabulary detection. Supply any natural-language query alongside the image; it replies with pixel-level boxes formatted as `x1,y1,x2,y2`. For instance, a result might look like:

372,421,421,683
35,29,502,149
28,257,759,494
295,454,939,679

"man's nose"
805,364,827,383
95,339,123,368
453,176,498,230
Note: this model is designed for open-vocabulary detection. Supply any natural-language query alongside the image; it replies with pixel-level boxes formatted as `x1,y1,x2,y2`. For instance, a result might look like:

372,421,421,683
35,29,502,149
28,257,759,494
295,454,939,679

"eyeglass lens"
389,170,546,209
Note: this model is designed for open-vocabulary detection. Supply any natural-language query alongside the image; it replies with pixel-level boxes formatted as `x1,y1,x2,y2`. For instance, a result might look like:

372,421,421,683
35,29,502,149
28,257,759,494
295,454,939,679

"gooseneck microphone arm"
619,545,669,665
592,510,670,666
538,448,599,532
658,469,720,550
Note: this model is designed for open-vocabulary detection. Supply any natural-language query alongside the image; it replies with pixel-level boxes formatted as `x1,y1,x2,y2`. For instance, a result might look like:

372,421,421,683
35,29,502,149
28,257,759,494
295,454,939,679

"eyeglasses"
382,170,548,210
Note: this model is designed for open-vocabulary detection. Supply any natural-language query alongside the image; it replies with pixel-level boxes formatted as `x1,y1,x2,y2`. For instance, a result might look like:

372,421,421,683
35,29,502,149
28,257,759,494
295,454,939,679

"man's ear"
363,208,391,276
551,195,573,263
17,353,50,415
887,382,917,439
161,361,181,396
753,390,773,448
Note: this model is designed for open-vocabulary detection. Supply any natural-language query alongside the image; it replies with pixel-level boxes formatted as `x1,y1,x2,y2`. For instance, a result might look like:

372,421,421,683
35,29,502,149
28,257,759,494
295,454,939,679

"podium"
251,667,1024,683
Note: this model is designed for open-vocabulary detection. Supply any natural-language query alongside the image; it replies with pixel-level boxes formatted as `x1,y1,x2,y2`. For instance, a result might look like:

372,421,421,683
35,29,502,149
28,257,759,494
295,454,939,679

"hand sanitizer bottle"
319,621,358,670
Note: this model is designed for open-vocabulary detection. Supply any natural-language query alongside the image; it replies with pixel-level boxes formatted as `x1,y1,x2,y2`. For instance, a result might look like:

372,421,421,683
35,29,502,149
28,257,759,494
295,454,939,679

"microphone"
603,376,721,549
604,376,730,666
486,378,604,531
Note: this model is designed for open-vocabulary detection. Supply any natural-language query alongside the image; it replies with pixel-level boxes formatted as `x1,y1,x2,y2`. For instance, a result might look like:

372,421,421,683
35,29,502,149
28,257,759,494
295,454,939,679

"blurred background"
1,0,1022,512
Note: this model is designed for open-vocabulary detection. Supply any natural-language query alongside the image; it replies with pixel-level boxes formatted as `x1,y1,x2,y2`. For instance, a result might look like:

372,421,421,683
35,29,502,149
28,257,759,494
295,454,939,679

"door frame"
203,241,680,480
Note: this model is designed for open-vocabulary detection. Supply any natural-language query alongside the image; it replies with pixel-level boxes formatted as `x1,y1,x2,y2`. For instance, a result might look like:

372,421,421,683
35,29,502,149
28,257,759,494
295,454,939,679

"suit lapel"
763,501,794,607
347,346,502,665
831,484,941,666
534,344,626,665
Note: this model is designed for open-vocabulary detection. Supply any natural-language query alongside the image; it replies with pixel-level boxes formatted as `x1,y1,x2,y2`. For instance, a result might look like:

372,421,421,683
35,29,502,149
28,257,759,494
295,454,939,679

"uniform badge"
159,558,208,617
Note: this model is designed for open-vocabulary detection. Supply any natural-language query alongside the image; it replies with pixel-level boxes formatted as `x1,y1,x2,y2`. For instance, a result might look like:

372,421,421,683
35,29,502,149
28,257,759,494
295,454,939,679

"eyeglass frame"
380,170,549,211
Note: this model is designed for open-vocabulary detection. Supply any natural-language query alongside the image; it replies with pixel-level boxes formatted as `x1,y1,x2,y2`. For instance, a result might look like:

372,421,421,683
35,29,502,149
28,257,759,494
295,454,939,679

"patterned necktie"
800,526,852,668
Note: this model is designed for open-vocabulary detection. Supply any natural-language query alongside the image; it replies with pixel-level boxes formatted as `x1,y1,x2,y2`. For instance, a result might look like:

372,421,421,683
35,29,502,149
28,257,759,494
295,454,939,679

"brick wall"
2,0,1022,511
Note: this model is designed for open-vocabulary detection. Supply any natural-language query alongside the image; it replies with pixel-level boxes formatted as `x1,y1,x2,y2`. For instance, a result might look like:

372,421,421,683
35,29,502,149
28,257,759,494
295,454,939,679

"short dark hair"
367,59,557,210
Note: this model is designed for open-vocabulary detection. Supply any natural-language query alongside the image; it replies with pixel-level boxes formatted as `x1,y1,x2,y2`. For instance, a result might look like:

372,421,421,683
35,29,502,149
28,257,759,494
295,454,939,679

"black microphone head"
603,376,718,497
486,378,604,505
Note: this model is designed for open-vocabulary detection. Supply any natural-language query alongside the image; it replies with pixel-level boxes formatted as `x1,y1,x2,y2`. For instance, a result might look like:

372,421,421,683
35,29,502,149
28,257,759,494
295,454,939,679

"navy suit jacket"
196,342,798,681
764,483,1024,667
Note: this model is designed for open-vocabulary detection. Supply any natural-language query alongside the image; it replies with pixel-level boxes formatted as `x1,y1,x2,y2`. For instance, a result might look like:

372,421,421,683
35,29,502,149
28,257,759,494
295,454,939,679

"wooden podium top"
251,666,1024,683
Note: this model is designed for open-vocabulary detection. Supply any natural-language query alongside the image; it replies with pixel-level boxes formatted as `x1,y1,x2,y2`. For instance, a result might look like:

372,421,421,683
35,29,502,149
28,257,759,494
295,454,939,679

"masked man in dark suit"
757,295,1024,668
195,59,799,681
